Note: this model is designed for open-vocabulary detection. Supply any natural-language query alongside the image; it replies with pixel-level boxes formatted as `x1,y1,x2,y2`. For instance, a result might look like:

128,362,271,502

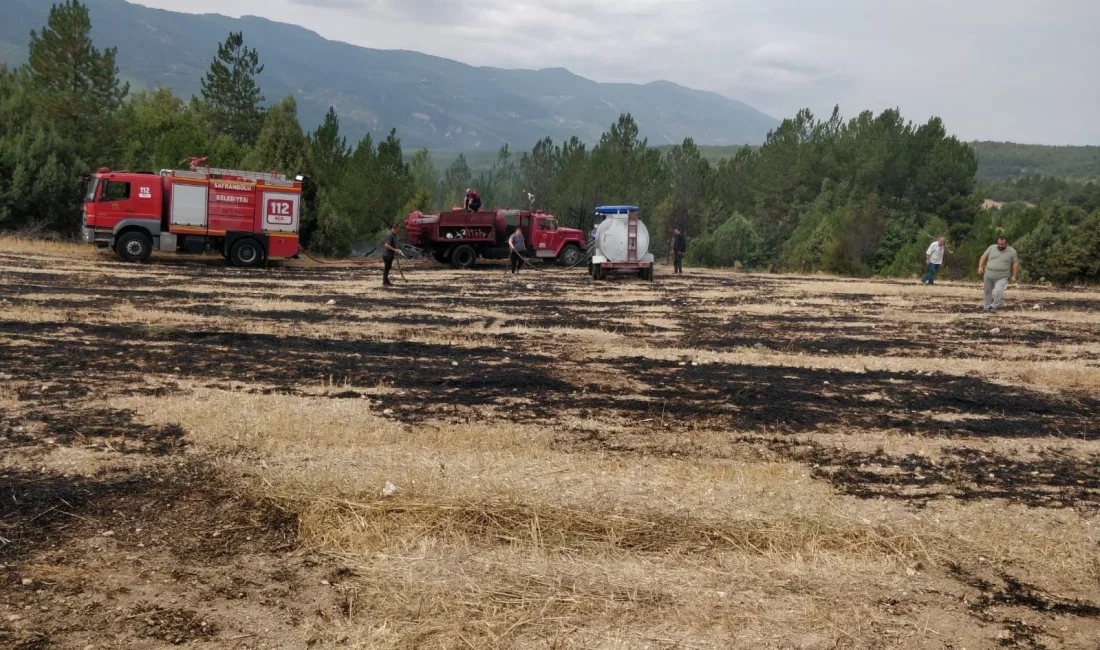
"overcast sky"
135,0,1099,145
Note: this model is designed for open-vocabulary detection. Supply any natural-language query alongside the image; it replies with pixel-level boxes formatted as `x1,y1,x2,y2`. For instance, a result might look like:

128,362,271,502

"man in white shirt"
921,235,949,285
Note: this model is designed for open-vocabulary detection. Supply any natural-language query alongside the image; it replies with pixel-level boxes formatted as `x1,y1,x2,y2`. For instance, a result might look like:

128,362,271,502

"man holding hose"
381,223,404,287
508,226,525,275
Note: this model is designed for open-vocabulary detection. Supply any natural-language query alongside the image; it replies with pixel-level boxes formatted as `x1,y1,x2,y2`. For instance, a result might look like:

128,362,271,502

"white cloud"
131,0,1100,144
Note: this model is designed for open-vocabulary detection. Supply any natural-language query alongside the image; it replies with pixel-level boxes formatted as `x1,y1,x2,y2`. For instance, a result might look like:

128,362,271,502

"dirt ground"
1,237,1098,649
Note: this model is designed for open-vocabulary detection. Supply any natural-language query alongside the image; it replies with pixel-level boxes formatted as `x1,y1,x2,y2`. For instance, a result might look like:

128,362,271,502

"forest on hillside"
435,142,1100,184
4,1,1100,283
972,142,1100,181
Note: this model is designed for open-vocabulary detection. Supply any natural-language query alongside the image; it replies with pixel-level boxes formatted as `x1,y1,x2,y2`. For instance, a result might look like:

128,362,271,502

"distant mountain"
0,0,779,150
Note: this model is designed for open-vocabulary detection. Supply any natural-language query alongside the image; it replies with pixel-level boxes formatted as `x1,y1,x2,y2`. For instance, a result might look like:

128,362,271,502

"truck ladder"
627,211,639,262
201,167,288,182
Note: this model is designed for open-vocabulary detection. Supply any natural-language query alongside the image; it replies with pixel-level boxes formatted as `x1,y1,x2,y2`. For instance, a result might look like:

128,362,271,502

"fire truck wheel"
433,251,449,264
115,231,152,263
451,245,476,269
558,244,583,267
229,238,265,267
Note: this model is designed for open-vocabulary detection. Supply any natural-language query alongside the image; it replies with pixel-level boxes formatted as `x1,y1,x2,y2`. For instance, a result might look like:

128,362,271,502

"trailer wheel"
451,245,476,269
229,238,265,268
558,244,583,267
115,231,152,263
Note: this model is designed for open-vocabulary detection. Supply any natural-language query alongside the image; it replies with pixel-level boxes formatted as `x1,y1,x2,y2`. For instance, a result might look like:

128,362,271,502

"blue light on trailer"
594,205,640,214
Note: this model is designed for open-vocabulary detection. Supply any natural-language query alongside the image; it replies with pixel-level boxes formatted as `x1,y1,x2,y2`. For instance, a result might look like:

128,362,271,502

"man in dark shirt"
672,228,687,274
381,224,403,287
464,189,481,213
508,226,525,274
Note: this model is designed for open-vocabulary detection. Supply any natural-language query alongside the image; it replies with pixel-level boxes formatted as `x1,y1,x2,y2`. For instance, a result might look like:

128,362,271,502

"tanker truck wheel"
115,231,152,264
229,238,265,268
451,245,476,269
558,244,583,267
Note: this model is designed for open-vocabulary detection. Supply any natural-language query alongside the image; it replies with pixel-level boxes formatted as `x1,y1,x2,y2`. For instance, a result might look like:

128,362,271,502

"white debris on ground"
380,481,400,497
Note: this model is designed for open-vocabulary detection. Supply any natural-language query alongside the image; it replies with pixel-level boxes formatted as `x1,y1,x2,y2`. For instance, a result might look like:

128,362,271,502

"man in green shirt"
977,236,1020,313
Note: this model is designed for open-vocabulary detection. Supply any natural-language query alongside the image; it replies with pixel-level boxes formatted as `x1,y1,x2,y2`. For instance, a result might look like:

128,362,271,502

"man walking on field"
381,223,404,288
978,236,1020,313
672,228,687,275
921,235,949,285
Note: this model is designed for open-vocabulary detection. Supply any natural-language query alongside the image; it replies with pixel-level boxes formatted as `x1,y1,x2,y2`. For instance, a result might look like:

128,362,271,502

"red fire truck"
81,158,302,267
405,208,586,268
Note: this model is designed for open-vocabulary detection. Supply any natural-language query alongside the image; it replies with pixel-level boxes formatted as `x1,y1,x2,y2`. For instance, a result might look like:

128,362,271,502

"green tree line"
981,175,1100,213
971,141,1100,181
4,1,1100,283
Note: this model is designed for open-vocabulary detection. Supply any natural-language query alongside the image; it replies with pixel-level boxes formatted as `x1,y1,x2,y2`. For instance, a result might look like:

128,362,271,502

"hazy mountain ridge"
0,0,779,149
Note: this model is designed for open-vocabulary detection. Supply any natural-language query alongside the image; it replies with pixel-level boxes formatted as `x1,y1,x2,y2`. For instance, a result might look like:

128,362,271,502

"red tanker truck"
80,158,303,267
405,207,587,269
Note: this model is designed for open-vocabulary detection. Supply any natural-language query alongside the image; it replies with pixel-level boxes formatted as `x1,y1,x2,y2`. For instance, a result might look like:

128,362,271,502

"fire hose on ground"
509,241,597,275
302,240,592,283
299,246,410,283
298,247,377,265
394,252,409,282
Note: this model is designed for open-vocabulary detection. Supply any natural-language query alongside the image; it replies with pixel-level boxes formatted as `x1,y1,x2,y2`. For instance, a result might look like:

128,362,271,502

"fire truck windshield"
83,177,99,203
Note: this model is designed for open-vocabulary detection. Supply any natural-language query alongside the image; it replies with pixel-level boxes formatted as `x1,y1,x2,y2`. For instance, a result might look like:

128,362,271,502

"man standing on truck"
381,223,404,287
464,189,482,213
508,226,526,274
672,228,687,275
977,235,1020,312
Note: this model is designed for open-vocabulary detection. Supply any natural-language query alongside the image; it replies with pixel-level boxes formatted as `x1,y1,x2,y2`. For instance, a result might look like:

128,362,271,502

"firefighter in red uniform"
464,189,482,213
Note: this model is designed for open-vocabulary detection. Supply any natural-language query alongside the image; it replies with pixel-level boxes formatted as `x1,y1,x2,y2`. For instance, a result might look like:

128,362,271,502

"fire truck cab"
81,160,302,267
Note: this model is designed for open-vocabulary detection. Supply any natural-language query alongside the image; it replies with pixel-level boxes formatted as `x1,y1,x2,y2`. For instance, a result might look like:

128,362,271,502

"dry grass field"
1,235,1098,649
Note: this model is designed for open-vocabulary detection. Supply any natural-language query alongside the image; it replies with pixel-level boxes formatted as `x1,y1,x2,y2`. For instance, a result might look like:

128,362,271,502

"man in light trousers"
977,236,1020,313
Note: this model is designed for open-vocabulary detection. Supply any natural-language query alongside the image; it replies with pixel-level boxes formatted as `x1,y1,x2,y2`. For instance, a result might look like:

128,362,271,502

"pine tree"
243,96,307,177
0,66,83,231
200,32,265,147
519,137,561,212
374,128,413,226
120,89,212,171
441,154,472,208
663,137,712,236
309,106,348,186
407,149,437,213
25,0,128,161
554,137,592,228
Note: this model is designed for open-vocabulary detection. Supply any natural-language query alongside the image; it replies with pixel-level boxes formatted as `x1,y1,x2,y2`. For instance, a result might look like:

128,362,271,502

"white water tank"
595,211,650,263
